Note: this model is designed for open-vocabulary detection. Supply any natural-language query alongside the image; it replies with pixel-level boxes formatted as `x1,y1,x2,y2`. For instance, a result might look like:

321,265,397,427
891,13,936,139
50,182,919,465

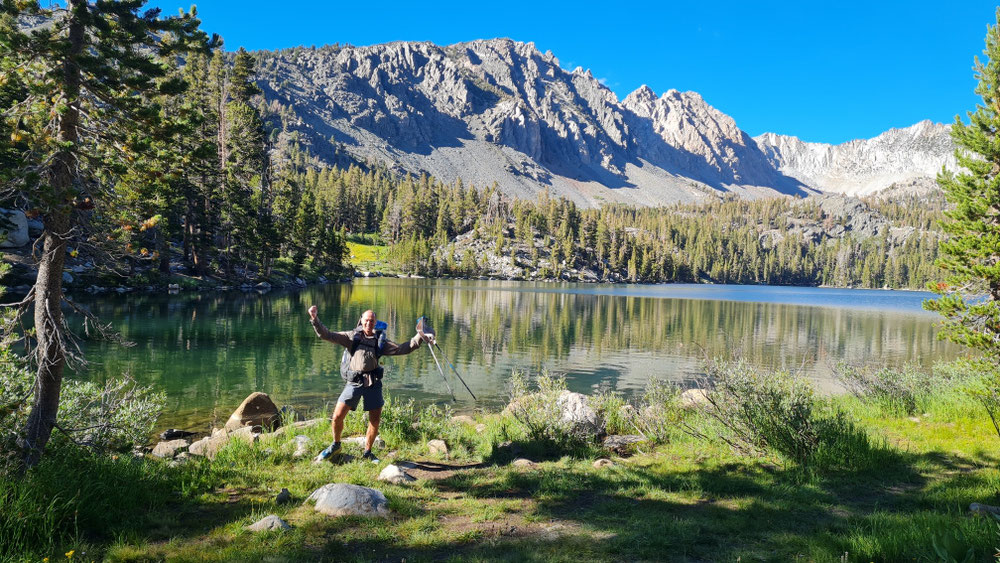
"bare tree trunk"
21,212,70,468
183,202,192,262
156,226,169,273
19,0,83,470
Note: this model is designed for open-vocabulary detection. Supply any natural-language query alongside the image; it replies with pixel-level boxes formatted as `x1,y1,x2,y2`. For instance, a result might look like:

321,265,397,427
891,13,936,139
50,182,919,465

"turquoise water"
70,279,960,430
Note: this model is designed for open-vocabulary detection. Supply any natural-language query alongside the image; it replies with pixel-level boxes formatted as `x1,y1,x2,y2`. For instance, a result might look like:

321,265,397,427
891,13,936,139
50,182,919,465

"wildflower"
65,550,74,559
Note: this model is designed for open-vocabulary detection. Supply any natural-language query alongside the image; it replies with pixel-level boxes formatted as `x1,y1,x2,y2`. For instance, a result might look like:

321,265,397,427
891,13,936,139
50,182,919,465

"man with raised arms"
308,305,431,463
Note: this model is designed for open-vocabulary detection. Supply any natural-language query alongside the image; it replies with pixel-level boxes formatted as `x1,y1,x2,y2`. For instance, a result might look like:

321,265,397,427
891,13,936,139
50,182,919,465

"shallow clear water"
69,279,961,430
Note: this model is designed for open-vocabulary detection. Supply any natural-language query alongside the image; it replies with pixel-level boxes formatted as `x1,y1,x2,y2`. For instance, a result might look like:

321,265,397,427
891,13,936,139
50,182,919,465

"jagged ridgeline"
251,40,955,207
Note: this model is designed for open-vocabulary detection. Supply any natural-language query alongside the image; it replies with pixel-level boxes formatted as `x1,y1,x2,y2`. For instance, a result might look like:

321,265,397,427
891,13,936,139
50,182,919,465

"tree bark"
20,0,84,470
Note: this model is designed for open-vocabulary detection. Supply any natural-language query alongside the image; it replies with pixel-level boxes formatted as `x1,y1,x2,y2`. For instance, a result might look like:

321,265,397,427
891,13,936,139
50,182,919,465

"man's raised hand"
308,305,318,321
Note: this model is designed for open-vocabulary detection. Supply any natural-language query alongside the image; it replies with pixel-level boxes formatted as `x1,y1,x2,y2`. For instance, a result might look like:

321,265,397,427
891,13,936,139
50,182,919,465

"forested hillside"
281,157,944,289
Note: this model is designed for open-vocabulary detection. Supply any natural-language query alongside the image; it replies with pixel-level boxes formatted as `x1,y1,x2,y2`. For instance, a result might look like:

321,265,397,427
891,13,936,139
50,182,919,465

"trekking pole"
432,342,477,401
426,341,457,402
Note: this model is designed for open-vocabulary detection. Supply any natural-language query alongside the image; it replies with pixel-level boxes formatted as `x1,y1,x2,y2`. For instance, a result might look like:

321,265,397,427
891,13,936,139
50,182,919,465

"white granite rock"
378,464,416,485
307,484,390,518
427,439,448,456
246,515,291,532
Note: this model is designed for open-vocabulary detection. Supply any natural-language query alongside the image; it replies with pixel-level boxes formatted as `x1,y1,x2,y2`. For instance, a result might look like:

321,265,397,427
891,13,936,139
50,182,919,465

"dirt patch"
437,512,615,543
395,460,483,480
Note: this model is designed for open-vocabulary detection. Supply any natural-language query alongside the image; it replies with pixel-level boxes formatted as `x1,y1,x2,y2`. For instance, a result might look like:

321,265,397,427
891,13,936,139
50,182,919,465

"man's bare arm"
308,305,353,347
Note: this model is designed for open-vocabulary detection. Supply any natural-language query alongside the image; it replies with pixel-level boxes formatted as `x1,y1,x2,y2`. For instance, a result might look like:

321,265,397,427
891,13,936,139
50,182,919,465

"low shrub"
0,357,164,457
503,370,595,457
693,359,890,470
837,360,989,421
636,378,685,444
590,390,633,436
836,363,947,416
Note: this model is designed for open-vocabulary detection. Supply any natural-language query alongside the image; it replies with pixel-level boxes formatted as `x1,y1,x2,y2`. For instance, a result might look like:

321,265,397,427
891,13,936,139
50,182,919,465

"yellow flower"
65,550,75,559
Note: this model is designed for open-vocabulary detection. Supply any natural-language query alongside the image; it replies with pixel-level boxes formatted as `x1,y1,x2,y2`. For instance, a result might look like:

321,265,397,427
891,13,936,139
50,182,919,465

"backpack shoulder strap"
349,329,364,355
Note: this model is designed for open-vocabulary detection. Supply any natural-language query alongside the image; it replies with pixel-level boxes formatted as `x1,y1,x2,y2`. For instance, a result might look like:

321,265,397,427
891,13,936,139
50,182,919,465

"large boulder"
307,484,390,518
0,210,29,248
556,391,603,438
151,439,189,459
26,217,43,238
224,392,281,432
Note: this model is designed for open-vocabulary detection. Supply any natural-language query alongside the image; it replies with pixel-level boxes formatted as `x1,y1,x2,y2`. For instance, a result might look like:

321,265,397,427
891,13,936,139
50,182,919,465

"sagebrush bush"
837,361,987,421
504,370,594,456
836,363,941,416
636,378,685,444
695,359,889,470
0,356,164,456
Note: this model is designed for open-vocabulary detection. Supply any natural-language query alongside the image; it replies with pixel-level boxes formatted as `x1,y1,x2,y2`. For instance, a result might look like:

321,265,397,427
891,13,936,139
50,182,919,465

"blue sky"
152,0,997,145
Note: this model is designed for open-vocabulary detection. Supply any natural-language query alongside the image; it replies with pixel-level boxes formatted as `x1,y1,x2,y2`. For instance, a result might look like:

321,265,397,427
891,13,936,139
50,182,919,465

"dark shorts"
337,380,384,411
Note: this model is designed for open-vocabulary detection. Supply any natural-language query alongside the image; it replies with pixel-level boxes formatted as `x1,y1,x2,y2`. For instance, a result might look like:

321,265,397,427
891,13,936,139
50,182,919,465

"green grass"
346,241,389,273
7,386,1000,562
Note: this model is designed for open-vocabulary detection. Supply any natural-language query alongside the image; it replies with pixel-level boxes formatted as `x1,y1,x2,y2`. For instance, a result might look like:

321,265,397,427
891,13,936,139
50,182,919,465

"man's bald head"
360,310,377,335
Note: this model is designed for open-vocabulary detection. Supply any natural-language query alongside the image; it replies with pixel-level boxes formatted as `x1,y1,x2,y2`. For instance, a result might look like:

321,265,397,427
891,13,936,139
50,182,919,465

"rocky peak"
252,38,948,207
755,121,956,196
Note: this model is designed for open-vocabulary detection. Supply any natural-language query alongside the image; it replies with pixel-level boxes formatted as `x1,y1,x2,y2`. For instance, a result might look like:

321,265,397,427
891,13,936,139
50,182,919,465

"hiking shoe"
361,450,380,464
312,442,341,463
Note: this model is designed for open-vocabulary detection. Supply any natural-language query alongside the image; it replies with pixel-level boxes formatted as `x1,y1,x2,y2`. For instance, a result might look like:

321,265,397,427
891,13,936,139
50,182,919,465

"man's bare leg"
365,407,382,451
332,401,351,443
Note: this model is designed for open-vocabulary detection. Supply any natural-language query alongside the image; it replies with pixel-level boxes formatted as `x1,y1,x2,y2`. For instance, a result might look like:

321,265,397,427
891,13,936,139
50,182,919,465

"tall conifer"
925,9,1000,360
0,0,213,468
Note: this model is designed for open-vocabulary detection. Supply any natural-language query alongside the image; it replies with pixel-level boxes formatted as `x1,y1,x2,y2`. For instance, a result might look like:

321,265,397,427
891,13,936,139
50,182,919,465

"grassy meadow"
3,365,1000,562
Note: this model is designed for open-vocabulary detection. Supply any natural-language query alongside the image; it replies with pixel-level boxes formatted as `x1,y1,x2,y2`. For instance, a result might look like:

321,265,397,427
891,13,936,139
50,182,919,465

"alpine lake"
68,279,963,431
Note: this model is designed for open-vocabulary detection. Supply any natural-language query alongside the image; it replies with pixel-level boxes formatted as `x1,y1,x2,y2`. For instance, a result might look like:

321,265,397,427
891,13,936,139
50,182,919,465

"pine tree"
222,48,269,277
925,9,1000,361
0,0,213,468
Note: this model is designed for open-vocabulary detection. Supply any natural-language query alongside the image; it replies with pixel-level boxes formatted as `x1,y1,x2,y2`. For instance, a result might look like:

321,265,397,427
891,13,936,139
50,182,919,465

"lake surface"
70,280,961,430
